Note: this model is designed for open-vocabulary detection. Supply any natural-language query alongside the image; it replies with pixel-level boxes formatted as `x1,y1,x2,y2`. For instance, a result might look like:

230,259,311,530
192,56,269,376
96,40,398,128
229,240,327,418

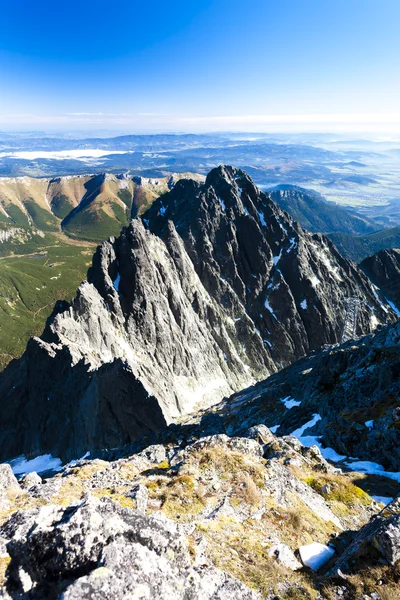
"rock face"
0,166,394,463
1,494,258,600
360,248,400,311
328,498,400,576
185,320,400,471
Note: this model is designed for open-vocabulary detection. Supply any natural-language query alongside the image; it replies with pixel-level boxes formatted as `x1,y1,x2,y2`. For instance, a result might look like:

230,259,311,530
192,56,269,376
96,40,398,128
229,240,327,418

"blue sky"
1,0,400,133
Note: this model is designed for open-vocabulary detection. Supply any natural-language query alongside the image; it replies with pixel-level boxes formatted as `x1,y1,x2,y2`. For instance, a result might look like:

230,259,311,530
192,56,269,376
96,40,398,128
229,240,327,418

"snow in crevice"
287,237,297,253
281,396,301,409
257,211,266,227
371,285,388,313
343,460,400,483
289,415,400,482
365,420,374,430
370,314,379,330
242,203,250,216
277,218,288,235
300,299,307,310
290,414,348,462
273,248,282,266
159,205,167,216
310,242,343,282
264,297,278,321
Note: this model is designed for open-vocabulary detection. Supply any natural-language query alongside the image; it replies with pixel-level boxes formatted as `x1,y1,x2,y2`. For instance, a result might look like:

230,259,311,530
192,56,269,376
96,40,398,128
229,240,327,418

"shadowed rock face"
360,248,400,311
0,166,395,463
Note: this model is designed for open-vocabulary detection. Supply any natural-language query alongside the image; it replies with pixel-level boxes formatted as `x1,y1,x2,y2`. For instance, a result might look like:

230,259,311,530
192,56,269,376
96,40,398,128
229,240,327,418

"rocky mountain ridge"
0,172,204,243
0,166,396,464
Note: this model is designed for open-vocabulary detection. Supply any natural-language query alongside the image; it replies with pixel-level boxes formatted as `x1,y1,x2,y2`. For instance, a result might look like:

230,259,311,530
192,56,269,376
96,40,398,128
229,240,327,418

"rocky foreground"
0,425,399,599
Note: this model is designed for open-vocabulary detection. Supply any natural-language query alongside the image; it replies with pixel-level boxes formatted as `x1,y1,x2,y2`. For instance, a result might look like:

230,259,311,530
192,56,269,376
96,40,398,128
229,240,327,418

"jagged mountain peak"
0,166,396,463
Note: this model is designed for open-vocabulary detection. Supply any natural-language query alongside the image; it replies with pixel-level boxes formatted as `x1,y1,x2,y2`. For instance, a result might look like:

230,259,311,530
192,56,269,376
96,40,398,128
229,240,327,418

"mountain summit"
0,166,395,463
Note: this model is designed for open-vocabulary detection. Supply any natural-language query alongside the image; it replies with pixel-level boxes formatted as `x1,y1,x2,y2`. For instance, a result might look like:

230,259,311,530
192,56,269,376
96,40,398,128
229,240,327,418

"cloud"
1,111,400,134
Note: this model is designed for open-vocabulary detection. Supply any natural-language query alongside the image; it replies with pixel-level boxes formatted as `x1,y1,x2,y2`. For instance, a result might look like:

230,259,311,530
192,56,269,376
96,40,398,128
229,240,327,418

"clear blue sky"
1,0,400,133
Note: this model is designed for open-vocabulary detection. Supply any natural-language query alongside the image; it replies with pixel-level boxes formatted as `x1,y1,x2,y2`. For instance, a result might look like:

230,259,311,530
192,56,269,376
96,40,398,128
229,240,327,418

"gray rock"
1,494,259,599
267,543,302,570
0,166,393,464
19,471,42,489
328,500,400,576
128,484,148,514
0,464,19,493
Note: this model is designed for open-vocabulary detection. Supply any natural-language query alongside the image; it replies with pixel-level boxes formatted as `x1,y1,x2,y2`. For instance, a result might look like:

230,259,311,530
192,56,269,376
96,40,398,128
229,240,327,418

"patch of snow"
300,299,307,310
309,274,320,288
270,425,280,433
143,218,149,227
290,414,348,462
287,237,297,252
264,298,278,320
299,543,335,571
365,420,374,430
218,197,226,211
257,211,266,226
344,460,400,483
301,368,313,375
310,242,343,282
159,206,167,216
371,285,388,313
291,414,322,438
9,454,62,476
273,249,282,266
372,496,393,506
278,219,288,235
281,396,301,409
370,314,379,330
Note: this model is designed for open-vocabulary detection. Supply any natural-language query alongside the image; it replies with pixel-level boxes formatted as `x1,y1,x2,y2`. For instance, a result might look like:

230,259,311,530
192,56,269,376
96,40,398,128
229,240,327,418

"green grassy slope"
0,238,94,370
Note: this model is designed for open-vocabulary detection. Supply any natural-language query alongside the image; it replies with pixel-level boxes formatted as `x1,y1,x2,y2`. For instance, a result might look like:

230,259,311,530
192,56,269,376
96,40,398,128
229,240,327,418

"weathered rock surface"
0,166,394,463
0,426,385,599
360,248,400,311
180,320,400,471
328,497,400,576
0,494,258,599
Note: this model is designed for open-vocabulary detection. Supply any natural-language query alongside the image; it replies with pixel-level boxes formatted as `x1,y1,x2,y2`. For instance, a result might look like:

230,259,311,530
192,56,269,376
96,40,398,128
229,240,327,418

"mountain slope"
329,225,400,262
189,319,400,473
268,185,378,235
0,172,204,244
0,166,395,463
360,248,400,312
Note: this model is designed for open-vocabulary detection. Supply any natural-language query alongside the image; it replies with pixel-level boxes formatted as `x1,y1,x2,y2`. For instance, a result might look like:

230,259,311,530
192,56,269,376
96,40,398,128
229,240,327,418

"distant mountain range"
0,172,204,244
267,184,379,235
